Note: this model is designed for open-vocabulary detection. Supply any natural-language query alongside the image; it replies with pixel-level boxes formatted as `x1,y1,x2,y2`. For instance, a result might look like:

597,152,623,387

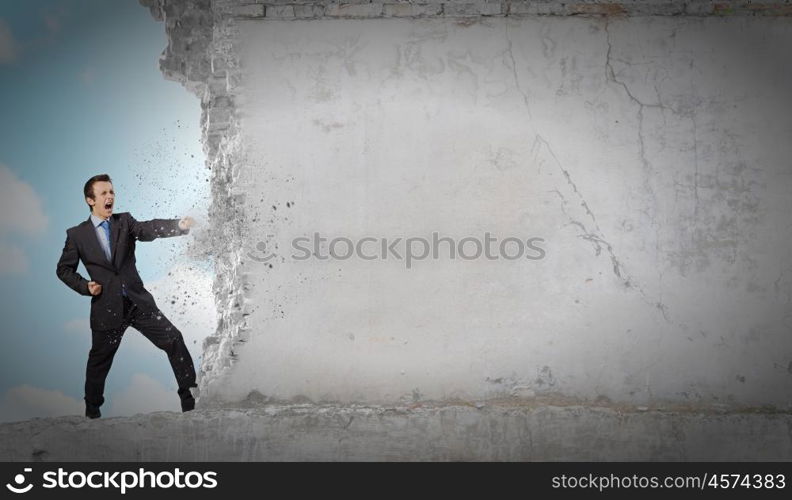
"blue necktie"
100,220,126,296
99,220,112,260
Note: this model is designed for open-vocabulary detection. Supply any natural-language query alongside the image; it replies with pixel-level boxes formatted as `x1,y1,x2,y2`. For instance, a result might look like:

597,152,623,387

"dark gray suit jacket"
56,212,189,330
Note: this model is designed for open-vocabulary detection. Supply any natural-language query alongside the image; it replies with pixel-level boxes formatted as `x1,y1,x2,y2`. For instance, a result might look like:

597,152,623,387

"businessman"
56,174,199,419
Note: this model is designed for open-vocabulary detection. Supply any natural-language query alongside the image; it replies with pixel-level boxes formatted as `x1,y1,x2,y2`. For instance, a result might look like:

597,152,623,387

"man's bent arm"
127,213,189,242
56,231,92,296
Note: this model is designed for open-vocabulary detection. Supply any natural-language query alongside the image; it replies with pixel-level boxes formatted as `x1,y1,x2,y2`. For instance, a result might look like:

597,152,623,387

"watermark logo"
4,467,217,495
5,468,33,494
248,232,546,269
40,468,217,494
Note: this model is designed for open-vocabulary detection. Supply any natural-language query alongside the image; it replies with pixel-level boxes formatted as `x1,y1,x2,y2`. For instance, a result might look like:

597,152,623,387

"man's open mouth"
105,202,113,209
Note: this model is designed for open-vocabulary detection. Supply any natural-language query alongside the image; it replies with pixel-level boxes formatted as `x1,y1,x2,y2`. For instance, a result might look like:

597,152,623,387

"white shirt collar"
90,213,110,227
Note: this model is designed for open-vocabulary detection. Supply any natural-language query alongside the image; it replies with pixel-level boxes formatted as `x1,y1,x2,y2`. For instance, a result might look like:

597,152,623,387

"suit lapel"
81,216,116,271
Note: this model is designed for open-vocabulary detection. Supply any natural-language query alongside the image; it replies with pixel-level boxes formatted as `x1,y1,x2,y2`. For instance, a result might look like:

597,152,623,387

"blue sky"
0,0,214,421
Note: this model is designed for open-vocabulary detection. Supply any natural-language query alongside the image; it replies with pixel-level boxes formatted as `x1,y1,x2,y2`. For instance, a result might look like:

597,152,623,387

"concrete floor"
1,400,790,461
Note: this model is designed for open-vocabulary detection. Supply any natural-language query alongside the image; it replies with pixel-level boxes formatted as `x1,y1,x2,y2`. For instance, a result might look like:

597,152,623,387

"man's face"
87,181,114,218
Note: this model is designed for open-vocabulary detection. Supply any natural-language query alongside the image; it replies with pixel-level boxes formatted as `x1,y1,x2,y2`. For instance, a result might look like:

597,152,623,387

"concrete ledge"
226,1,792,19
2,403,790,461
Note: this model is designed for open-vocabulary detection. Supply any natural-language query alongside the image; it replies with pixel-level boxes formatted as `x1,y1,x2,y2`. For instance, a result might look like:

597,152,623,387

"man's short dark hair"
84,174,112,212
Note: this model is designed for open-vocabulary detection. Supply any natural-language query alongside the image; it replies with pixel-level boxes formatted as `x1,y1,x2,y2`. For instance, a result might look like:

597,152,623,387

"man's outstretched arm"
56,231,92,296
127,213,193,242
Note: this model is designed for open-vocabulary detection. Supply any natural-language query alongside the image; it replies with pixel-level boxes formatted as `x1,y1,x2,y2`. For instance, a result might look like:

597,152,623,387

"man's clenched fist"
88,281,102,296
178,216,196,231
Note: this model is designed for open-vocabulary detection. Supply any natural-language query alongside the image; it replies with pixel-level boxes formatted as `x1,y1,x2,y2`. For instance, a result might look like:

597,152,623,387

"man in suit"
56,174,199,419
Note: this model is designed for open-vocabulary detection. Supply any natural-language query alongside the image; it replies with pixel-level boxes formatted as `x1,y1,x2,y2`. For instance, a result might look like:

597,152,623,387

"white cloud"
0,242,29,274
0,164,48,235
0,373,185,423
0,18,18,64
105,373,179,417
0,164,49,276
0,385,83,423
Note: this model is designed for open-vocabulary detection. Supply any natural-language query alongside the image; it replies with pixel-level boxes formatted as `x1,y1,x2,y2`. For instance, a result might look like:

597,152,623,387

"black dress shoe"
178,385,197,412
181,397,195,412
85,406,101,419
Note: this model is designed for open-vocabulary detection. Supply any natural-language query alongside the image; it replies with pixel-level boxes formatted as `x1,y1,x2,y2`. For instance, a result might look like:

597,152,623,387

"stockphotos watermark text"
5,466,217,495
247,232,547,269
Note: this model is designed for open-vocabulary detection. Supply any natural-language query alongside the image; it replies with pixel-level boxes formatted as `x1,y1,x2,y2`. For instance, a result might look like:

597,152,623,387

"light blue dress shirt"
90,213,113,261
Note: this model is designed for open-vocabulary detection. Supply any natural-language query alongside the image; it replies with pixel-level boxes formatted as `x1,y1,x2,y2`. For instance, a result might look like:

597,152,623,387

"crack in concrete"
600,18,674,324
504,21,532,119
604,20,666,112
604,18,663,234
537,134,625,280
537,134,672,324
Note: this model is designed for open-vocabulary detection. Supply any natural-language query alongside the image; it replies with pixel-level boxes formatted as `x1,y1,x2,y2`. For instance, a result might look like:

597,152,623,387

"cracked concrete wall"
142,1,792,410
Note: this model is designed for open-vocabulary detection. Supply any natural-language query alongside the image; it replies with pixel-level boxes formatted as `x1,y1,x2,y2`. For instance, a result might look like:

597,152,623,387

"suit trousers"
85,294,197,409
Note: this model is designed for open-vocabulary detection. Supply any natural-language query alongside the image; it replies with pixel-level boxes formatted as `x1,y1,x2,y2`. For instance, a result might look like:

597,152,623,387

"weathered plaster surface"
140,1,792,411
